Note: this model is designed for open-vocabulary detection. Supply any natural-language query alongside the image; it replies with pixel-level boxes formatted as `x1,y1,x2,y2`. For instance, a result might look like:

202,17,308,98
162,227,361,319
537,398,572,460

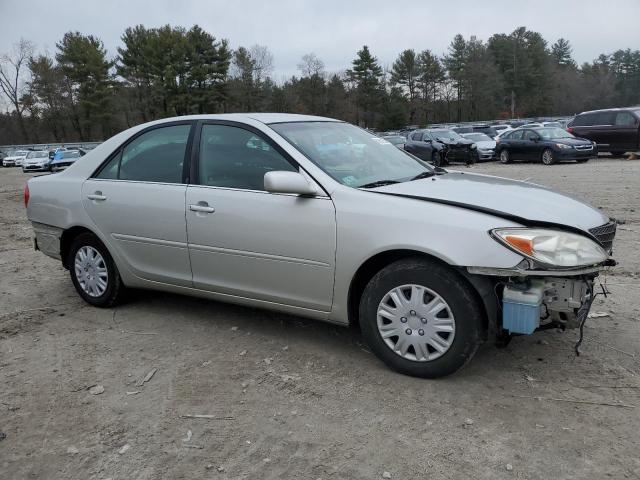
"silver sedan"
26,114,615,377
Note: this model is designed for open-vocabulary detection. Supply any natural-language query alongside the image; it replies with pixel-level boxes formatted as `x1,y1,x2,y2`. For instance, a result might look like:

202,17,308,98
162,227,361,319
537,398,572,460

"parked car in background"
405,129,477,166
472,125,499,139
26,113,616,378
461,133,496,161
568,107,640,156
22,151,52,172
2,150,29,167
452,126,473,134
496,127,596,165
382,135,407,150
50,150,82,172
522,121,562,129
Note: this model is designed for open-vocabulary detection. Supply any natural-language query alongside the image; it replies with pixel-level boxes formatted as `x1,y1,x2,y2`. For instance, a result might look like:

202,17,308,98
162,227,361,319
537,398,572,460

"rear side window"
523,130,538,140
508,130,524,140
615,112,637,126
198,124,297,191
593,112,615,125
572,113,597,126
96,124,191,183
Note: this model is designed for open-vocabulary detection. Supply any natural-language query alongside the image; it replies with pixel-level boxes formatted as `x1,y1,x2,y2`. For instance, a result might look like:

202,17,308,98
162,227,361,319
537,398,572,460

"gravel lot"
1,158,639,480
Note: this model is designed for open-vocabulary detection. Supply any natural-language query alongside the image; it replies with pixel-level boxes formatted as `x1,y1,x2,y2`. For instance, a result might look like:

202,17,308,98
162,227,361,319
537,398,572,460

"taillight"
567,127,573,134
24,183,30,208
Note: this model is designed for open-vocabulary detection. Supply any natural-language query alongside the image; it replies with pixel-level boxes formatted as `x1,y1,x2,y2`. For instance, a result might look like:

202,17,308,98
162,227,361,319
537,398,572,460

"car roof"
578,107,639,115
141,113,342,125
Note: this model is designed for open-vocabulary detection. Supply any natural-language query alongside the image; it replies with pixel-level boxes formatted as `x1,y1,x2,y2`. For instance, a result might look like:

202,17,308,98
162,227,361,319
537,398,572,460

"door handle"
189,203,215,213
87,193,107,201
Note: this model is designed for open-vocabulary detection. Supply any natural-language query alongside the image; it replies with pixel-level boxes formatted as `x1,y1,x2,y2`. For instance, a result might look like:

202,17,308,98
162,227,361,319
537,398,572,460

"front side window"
97,124,191,183
615,112,637,126
410,132,423,141
523,130,538,141
198,124,297,191
270,122,429,188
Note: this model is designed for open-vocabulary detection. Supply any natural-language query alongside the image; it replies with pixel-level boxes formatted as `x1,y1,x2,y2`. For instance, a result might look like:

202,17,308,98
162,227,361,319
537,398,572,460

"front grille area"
575,145,593,151
589,221,616,253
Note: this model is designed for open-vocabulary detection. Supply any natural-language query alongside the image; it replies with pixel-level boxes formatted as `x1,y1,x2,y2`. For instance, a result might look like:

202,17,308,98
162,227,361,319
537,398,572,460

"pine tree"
346,45,384,127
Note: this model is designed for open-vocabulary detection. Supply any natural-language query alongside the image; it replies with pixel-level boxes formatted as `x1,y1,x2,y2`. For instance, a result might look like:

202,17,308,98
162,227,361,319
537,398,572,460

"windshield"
431,130,463,141
270,122,430,188
27,151,48,158
14,150,28,156
59,151,81,159
464,133,492,142
538,128,574,140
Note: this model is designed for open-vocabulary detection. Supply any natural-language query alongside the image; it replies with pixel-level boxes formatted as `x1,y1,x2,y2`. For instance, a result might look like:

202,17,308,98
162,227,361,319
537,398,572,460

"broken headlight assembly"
491,228,608,268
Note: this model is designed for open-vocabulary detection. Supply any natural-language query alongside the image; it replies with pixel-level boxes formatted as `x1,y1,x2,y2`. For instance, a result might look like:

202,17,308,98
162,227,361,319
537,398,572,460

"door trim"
187,242,332,267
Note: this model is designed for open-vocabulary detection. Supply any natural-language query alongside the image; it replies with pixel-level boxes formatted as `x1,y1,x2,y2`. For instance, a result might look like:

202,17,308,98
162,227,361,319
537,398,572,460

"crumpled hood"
375,170,609,231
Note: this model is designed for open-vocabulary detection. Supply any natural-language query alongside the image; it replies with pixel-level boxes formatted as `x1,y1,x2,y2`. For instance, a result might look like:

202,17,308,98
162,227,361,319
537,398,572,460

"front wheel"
541,148,556,165
359,258,483,378
499,149,510,164
68,232,125,307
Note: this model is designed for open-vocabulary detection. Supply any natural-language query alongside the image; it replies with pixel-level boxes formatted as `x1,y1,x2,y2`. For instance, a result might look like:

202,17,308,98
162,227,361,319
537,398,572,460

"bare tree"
249,44,273,83
297,53,325,78
0,38,35,142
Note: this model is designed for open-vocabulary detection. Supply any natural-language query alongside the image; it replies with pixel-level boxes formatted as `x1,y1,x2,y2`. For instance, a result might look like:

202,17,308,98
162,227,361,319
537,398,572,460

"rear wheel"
359,258,483,378
541,148,556,165
610,151,625,157
576,158,589,163
68,233,125,307
499,149,510,164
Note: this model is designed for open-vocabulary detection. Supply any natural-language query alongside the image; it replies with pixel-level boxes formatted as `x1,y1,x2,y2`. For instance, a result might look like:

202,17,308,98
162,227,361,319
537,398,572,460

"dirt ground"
1,157,640,480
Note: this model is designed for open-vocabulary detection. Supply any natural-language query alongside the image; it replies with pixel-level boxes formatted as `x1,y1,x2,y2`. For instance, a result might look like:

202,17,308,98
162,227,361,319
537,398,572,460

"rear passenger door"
83,122,194,286
504,130,524,159
185,122,336,312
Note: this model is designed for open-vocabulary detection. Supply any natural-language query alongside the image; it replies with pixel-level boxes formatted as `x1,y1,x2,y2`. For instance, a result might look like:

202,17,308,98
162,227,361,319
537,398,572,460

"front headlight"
556,143,572,149
471,143,477,149
491,228,608,268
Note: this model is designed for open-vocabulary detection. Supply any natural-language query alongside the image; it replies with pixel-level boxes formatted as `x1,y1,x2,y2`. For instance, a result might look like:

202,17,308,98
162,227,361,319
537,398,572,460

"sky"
1,0,639,81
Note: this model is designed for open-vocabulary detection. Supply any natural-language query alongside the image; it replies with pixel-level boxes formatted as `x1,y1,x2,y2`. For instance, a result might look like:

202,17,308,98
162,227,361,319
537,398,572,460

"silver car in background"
25,114,616,378
461,132,496,161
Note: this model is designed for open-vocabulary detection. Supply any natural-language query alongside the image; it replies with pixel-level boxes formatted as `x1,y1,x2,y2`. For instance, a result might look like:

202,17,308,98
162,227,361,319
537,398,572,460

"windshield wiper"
358,179,400,189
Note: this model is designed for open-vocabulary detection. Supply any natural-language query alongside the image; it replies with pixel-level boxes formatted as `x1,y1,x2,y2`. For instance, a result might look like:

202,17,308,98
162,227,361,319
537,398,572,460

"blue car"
50,150,82,172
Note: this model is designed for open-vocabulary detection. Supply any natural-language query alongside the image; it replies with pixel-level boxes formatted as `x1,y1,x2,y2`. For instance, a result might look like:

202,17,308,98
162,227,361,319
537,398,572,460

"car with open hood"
25,114,616,378
404,128,478,166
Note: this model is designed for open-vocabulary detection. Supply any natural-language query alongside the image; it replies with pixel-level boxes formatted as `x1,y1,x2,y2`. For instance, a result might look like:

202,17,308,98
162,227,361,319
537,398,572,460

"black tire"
610,151,625,157
541,148,556,165
498,149,510,164
68,232,125,307
359,258,483,378
576,158,589,163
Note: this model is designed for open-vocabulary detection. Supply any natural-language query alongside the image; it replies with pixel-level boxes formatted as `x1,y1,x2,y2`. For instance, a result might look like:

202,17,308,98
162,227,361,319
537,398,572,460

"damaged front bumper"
467,260,613,336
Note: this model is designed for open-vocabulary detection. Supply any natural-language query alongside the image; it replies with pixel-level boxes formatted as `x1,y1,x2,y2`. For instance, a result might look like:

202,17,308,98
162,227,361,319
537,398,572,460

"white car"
3,150,29,167
461,133,496,161
25,114,616,378
22,151,52,172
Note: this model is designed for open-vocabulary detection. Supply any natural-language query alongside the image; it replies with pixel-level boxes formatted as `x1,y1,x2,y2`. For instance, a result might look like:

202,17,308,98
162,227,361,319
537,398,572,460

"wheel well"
347,249,491,336
60,226,94,269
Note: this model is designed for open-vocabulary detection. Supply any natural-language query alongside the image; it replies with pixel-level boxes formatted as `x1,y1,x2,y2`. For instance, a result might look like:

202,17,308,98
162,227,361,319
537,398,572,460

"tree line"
1,25,639,144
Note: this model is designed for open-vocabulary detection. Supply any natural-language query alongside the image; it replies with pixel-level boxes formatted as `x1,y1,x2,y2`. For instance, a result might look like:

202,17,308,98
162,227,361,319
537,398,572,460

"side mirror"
264,171,318,196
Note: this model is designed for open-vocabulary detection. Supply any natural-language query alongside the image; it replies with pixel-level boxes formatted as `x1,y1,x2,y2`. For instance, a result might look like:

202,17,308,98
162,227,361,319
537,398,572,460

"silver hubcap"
542,150,553,164
74,246,108,297
377,284,456,362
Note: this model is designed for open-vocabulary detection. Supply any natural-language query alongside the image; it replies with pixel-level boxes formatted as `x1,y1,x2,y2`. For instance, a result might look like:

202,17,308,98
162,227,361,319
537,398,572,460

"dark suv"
568,108,640,155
